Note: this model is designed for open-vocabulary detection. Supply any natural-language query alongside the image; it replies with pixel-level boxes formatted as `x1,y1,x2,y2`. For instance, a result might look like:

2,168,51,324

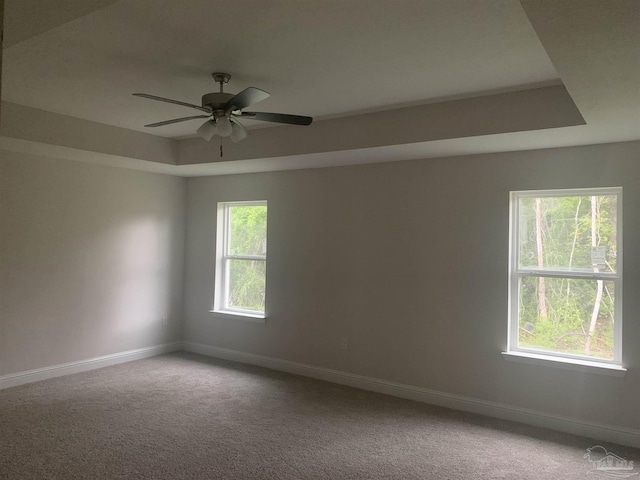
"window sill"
209,310,266,323
502,351,626,377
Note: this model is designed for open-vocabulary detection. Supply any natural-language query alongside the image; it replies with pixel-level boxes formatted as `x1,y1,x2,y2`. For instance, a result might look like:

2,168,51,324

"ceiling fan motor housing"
202,92,234,111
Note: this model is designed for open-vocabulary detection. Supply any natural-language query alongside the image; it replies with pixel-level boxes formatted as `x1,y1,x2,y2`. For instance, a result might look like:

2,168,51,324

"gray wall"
183,141,640,431
0,150,186,375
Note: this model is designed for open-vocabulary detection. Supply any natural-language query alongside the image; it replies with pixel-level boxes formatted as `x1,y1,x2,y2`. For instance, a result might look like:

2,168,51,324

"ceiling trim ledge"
0,136,181,175
178,85,585,166
0,101,178,166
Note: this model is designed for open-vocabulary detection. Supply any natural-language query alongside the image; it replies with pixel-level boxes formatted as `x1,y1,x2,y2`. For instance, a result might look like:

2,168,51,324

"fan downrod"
212,72,231,92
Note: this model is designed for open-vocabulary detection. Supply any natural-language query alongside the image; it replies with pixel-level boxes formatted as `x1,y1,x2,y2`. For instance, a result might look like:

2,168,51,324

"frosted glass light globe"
216,116,233,137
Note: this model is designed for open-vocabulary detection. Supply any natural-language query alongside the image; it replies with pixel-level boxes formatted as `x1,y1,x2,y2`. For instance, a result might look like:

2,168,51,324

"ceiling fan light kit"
133,72,313,145
196,120,216,141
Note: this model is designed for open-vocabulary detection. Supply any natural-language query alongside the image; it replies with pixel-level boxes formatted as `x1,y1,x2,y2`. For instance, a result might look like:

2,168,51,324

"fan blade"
197,120,216,141
144,115,210,127
229,117,249,143
240,111,313,126
133,93,211,113
224,87,270,111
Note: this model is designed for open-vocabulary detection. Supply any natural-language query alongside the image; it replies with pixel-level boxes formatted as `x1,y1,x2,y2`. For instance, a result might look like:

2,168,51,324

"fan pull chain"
220,139,223,158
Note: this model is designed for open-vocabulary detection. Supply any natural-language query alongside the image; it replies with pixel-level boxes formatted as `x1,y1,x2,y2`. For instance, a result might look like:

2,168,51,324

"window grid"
214,201,267,318
508,187,622,366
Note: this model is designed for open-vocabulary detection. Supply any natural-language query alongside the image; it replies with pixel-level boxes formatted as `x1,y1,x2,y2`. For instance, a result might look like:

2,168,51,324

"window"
507,187,622,368
213,201,268,318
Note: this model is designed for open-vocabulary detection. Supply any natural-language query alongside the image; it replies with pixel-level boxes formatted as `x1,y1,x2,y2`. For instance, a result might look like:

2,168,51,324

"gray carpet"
0,352,637,479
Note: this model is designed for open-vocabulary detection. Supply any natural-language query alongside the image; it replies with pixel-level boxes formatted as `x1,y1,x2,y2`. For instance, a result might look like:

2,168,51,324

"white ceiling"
1,0,638,176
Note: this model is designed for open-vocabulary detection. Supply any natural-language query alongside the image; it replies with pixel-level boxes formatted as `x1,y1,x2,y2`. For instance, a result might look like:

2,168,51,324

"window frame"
506,187,623,369
212,200,268,320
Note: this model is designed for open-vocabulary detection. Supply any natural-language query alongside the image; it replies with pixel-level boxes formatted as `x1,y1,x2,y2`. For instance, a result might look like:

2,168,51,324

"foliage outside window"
508,188,622,365
214,201,267,317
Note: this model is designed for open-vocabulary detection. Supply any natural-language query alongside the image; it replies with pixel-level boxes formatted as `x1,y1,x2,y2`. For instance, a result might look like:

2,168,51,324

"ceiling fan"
133,72,313,143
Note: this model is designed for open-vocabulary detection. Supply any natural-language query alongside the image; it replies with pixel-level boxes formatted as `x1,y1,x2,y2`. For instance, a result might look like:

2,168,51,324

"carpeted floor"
0,352,637,479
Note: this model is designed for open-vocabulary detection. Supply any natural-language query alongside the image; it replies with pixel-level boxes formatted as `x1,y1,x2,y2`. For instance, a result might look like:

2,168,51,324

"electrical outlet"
162,316,168,326
340,337,349,350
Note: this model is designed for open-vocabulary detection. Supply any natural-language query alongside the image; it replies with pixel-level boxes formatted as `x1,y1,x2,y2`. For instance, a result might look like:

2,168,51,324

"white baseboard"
4,340,637,449
183,341,640,449
0,341,183,390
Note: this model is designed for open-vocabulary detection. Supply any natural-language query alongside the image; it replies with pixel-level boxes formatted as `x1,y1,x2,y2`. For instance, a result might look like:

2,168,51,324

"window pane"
518,195,617,273
229,205,267,256
518,276,615,360
227,259,266,312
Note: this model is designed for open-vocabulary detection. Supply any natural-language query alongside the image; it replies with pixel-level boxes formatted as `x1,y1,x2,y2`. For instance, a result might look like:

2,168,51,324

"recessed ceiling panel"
2,0,559,138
